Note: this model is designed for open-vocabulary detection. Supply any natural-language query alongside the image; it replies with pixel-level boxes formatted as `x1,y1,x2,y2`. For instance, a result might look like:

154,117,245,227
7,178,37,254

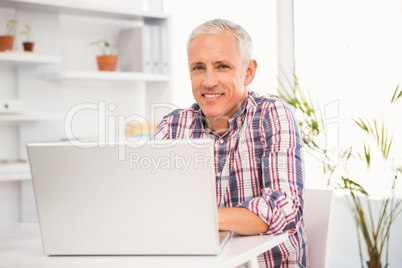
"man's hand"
218,207,269,235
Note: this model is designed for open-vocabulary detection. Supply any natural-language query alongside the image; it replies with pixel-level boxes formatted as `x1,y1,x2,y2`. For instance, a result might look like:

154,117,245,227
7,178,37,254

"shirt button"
219,139,224,144
217,172,221,177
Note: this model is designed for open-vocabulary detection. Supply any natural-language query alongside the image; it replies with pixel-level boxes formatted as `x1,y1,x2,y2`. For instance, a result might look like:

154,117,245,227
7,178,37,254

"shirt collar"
195,89,252,135
230,89,250,126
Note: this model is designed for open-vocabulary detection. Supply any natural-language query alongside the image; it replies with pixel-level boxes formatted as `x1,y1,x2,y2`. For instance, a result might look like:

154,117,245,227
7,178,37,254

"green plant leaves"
91,39,117,55
6,19,18,35
391,84,402,103
20,24,33,42
273,74,402,267
353,118,393,161
272,74,324,153
340,176,369,196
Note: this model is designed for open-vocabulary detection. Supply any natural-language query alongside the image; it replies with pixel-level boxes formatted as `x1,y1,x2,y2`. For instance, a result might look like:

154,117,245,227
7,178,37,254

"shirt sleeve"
152,108,186,140
152,117,170,140
240,99,305,236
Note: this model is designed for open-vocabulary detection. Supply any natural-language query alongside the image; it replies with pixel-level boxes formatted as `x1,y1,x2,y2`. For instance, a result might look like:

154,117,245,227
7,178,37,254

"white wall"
294,0,402,193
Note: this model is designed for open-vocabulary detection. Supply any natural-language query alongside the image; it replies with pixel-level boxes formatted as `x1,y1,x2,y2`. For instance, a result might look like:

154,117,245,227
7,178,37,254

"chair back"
304,188,335,268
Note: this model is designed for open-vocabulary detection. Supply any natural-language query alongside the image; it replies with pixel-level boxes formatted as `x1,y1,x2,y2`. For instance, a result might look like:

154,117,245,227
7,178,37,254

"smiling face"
188,31,257,134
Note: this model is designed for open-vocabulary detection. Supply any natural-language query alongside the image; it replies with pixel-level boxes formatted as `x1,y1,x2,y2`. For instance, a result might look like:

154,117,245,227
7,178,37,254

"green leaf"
391,84,402,103
364,143,371,167
340,177,369,196
353,118,369,133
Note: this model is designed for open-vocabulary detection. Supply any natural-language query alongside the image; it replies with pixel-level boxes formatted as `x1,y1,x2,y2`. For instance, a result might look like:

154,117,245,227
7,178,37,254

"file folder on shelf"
160,23,169,74
118,25,152,73
150,25,161,73
118,23,169,75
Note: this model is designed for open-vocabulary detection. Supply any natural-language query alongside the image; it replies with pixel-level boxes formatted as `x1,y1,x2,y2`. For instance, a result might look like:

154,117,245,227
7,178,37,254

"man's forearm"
218,207,269,235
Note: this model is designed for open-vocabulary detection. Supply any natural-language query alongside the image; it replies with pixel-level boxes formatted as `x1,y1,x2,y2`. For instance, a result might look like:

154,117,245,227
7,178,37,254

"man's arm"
218,207,268,235
237,99,305,236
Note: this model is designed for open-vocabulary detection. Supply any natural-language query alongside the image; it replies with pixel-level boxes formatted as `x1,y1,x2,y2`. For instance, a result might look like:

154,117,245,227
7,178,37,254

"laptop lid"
27,139,228,255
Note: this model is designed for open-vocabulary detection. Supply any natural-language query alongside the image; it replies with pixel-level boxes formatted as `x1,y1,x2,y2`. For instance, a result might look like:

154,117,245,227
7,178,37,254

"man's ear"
244,59,258,86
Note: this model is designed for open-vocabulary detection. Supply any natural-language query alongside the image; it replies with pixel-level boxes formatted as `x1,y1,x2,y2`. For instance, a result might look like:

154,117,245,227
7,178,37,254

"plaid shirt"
152,90,308,268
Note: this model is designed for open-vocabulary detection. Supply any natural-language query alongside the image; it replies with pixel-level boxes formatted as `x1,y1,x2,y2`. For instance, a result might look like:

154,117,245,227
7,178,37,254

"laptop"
27,139,231,256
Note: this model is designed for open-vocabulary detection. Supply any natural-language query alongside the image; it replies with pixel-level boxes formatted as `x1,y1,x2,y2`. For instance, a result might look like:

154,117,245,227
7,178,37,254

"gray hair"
186,19,253,67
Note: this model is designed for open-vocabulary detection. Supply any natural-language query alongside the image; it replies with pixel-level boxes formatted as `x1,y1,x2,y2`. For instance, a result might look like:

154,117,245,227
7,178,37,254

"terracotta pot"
0,35,15,52
23,42,35,52
96,55,118,71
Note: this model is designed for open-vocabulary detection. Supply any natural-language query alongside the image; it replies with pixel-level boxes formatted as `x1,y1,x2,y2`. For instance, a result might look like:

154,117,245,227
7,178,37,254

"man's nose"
202,69,218,88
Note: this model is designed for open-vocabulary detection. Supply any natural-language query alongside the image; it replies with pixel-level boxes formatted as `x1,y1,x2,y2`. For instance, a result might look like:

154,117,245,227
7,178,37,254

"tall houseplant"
271,77,402,268
337,86,402,268
0,19,18,52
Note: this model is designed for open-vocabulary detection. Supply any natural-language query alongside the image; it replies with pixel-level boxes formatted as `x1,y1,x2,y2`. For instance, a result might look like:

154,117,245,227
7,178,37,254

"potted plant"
337,87,402,268
0,19,18,52
91,39,117,71
271,76,402,268
20,24,34,52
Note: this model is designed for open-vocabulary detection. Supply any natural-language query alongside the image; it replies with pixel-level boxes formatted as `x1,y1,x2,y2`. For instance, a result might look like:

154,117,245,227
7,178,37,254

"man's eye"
192,66,204,71
218,64,230,69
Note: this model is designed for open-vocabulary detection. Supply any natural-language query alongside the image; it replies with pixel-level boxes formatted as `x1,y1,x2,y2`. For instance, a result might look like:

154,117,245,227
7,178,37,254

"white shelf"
43,71,170,82
0,173,31,181
0,0,168,20
0,114,63,122
0,51,62,65
0,162,31,182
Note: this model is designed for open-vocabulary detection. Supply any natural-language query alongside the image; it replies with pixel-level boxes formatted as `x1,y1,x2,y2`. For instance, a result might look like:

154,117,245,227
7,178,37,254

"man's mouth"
203,93,223,98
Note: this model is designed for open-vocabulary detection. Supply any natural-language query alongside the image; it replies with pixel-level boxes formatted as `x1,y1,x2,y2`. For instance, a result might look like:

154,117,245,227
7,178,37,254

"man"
153,19,308,267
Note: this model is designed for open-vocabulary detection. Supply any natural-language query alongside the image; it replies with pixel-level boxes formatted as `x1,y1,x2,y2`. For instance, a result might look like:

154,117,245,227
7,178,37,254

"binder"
118,25,152,73
160,23,169,74
143,24,153,73
150,25,161,73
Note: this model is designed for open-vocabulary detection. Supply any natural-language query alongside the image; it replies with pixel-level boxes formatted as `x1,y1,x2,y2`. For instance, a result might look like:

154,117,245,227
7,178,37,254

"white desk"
0,223,288,268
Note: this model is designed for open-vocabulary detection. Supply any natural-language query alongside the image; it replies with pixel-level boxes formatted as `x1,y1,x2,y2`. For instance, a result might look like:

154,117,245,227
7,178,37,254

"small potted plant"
20,24,34,52
0,19,18,52
91,39,118,71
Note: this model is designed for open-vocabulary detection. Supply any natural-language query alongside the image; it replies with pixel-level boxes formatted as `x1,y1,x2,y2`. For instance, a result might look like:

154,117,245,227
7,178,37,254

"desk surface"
0,223,288,268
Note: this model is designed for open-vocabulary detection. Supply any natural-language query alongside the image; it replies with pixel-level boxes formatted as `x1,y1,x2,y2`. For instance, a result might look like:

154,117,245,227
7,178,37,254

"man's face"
188,31,255,126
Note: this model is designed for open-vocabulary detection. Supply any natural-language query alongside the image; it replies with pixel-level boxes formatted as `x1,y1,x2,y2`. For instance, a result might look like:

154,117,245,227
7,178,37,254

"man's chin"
203,112,230,121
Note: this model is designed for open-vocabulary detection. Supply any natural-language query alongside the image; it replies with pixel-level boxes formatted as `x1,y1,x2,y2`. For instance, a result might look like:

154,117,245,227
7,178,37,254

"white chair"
304,188,335,268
